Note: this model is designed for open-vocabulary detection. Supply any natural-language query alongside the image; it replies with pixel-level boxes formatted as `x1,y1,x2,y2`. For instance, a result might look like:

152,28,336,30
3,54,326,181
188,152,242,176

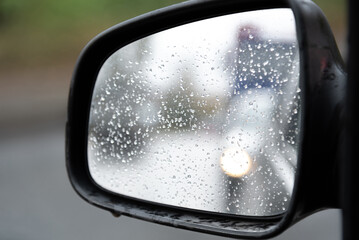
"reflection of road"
89,82,298,216
90,114,295,217
90,131,223,212
0,121,341,240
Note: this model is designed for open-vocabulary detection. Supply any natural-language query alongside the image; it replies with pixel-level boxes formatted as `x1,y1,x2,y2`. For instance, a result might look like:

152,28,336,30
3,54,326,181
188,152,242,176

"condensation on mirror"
88,8,301,217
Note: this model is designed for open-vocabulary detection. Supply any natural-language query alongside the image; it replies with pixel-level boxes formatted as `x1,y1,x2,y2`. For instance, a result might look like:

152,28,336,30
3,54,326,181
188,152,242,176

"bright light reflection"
220,147,252,178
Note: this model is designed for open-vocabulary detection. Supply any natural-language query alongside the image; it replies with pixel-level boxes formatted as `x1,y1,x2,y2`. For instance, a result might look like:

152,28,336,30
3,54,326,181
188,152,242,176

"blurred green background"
0,0,187,70
0,0,347,126
0,0,347,70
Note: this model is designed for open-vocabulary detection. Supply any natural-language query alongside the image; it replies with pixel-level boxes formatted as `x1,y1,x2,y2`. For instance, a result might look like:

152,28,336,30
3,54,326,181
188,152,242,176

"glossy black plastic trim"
66,0,346,238
289,0,345,222
342,0,358,239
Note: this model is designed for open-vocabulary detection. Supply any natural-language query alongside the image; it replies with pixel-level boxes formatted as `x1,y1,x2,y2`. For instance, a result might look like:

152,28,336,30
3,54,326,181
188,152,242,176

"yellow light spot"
220,147,252,178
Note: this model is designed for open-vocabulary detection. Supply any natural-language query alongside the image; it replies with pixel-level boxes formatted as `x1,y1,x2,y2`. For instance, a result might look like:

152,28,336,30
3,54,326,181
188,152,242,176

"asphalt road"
0,119,341,240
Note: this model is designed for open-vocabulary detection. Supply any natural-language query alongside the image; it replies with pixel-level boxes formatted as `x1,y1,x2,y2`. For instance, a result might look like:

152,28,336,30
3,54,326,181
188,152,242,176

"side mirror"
66,0,345,238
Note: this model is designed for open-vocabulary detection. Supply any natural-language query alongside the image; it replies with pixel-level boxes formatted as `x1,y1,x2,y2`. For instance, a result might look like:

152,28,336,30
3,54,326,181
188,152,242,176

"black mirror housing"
66,0,346,238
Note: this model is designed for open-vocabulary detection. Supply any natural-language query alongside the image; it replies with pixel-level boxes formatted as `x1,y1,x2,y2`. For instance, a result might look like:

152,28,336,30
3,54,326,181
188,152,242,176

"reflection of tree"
157,72,197,131
156,70,223,133
89,36,230,166
89,38,152,163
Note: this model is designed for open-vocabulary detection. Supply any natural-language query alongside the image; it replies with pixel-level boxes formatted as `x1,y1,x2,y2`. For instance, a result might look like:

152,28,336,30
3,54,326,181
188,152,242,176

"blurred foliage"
314,0,346,27
0,0,182,69
0,0,346,70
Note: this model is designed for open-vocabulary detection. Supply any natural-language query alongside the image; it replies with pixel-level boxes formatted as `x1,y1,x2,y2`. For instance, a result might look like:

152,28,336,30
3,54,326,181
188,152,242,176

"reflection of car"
222,87,297,211
66,0,354,239
222,35,300,210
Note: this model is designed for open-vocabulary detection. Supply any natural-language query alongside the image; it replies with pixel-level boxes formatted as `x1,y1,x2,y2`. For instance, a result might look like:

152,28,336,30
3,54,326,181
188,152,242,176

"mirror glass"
88,8,301,217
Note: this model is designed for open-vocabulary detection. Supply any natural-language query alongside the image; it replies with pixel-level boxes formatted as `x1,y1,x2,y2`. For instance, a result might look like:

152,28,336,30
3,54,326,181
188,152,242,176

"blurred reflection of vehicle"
221,24,300,214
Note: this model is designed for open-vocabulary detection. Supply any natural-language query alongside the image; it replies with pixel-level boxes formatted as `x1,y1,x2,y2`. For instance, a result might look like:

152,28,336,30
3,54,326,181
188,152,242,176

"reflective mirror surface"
88,9,301,216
